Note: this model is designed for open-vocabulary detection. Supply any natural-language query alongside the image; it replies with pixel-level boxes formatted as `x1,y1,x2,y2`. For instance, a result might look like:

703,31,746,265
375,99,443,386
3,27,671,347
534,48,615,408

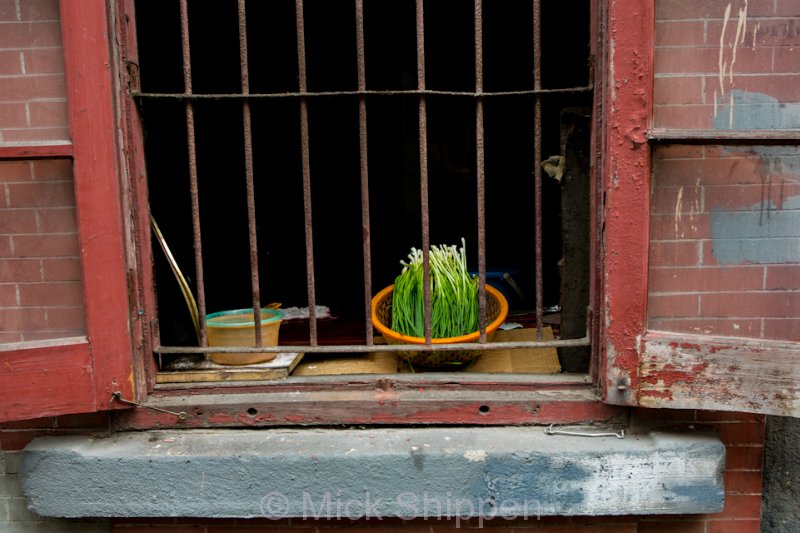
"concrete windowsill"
21,426,724,519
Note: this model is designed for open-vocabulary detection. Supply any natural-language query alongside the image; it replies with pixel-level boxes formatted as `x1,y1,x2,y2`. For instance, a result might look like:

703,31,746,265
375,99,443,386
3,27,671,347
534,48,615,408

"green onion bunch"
391,239,479,338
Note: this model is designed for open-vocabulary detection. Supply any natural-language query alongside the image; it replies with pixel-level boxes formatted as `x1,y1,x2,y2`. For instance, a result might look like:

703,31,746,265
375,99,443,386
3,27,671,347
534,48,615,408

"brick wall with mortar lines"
0,0,69,144
648,144,800,340
654,0,800,130
0,158,85,342
649,0,800,340
1,413,111,532
0,0,84,343
0,410,766,532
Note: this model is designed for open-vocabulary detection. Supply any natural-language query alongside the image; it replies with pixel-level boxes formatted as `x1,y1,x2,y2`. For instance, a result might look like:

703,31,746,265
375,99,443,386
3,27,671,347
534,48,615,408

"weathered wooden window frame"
0,0,136,422
601,1,800,417
9,0,794,425
109,0,621,430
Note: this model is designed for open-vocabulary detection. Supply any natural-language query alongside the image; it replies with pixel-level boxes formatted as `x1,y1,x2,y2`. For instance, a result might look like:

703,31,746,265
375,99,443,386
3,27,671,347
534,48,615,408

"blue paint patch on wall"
714,90,800,130
711,196,800,265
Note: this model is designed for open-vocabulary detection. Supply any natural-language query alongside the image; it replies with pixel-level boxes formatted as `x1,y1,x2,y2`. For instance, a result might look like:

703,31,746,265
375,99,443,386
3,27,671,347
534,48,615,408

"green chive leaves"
391,239,479,338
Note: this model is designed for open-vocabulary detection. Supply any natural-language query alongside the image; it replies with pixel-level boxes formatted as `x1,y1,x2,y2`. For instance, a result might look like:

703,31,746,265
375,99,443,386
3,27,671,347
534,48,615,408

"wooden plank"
0,143,74,160
0,340,96,422
60,0,135,404
113,387,623,430
114,0,159,397
600,0,654,407
156,352,304,383
640,331,800,416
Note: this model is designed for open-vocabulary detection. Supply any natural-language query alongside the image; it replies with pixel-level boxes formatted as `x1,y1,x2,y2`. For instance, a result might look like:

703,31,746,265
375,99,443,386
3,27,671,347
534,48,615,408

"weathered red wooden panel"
0,338,95,422
113,386,623,430
601,0,654,406
60,0,135,404
640,331,800,416
0,144,73,159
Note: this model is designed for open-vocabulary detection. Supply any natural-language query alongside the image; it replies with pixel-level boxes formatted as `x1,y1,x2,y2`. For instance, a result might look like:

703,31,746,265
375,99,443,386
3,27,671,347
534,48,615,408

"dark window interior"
134,0,592,370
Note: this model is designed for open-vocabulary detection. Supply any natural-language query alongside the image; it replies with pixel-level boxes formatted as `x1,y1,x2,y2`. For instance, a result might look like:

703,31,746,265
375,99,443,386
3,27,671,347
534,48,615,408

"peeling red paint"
111,394,625,430
640,332,800,416
679,343,702,351
641,389,674,400
602,0,654,407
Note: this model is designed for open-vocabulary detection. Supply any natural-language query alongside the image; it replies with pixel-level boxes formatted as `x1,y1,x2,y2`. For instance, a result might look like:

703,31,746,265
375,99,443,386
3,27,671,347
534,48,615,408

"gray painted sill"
21,426,724,519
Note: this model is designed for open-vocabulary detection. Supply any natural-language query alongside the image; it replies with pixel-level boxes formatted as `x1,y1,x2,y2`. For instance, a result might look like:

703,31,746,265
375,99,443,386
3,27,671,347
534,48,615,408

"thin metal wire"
355,0,373,345
179,0,207,347
155,336,592,354
133,87,594,100
237,0,263,346
533,0,544,340
474,0,487,343
295,0,318,346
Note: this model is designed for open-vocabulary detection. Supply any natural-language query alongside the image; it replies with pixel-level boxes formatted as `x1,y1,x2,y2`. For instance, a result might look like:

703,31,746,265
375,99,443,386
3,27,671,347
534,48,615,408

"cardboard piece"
292,351,398,376
290,327,561,376
464,327,561,374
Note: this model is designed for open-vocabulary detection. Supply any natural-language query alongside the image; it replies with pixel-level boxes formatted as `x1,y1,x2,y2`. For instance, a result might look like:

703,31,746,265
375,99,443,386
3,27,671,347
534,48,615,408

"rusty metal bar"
533,0,544,340
355,0,374,345
474,0,487,343
295,0,318,346
155,336,592,355
134,87,594,100
179,0,208,347
416,0,432,344
237,0,263,346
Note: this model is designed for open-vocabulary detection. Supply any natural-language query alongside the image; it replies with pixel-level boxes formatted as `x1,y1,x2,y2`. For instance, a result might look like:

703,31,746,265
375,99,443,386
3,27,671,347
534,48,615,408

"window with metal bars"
131,0,596,377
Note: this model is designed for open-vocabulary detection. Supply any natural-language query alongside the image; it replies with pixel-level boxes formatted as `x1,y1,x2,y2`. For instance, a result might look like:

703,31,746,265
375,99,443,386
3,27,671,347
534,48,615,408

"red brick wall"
0,0,83,343
648,145,800,340
649,0,800,340
654,0,800,130
0,158,85,342
0,0,69,143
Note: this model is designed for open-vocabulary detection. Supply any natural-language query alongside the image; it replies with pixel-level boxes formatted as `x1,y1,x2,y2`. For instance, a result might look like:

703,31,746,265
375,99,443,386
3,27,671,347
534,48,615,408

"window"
4,0,798,425
128,0,597,381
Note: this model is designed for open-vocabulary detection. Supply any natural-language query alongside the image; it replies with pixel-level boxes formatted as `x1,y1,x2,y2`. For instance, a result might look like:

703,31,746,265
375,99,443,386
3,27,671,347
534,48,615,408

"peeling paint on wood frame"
112,385,624,430
601,0,653,406
640,331,800,417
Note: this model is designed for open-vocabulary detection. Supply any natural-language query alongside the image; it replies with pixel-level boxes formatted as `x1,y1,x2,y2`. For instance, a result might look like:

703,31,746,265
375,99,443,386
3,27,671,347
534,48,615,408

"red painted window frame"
0,1,135,423
599,1,800,418
109,0,631,430
14,0,793,426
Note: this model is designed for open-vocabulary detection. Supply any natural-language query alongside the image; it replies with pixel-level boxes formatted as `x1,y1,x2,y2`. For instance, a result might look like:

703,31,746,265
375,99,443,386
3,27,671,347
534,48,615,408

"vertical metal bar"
416,0,432,344
474,0,487,343
237,0,263,346
295,0,318,345
355,0,374,345
179,0,208,347
533,0,544,340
